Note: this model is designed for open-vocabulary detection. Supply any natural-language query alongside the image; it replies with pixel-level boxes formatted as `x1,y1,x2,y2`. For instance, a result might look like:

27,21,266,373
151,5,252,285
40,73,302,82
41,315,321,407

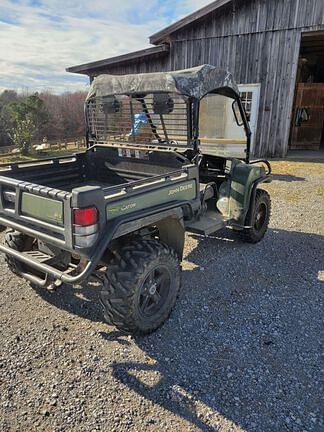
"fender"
227,159,271,228
245,176,271,226
112,207,185,259
245,160,272,226
156,216,185,260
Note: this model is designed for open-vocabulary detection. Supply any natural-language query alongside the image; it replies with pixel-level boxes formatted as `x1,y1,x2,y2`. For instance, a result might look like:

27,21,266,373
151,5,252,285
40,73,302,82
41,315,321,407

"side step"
186,211,226,236
23,250,52,263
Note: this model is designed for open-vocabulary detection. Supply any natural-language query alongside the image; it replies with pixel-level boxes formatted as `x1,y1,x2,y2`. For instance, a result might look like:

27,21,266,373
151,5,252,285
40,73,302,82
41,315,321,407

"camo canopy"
86,64,240,101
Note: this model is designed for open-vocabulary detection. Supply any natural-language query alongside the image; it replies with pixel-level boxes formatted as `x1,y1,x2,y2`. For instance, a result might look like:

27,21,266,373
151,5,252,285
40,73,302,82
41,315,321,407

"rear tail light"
73,207,98,226
73,207,99,248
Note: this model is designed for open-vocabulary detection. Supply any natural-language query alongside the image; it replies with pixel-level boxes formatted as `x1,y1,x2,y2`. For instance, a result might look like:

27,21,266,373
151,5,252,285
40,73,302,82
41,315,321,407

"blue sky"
0,0,211,93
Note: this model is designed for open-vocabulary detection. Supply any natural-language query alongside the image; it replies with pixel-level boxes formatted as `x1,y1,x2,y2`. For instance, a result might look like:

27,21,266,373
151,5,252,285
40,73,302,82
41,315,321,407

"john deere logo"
168,183,193,196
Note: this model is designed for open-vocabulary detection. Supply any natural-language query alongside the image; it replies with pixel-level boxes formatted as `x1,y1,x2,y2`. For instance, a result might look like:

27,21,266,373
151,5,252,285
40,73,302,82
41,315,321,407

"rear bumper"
0,243,95,287
0,204,194,287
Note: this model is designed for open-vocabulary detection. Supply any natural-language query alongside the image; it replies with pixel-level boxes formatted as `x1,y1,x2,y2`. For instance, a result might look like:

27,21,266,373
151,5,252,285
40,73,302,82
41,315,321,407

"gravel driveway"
0,160,323,432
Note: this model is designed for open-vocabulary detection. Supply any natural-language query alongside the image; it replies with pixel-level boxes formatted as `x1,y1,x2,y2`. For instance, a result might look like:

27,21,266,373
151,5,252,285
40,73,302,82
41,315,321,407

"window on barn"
240,91,253,120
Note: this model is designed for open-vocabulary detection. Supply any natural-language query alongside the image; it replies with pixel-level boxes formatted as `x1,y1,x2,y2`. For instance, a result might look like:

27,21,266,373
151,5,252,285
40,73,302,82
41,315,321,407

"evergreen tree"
6,94,49,155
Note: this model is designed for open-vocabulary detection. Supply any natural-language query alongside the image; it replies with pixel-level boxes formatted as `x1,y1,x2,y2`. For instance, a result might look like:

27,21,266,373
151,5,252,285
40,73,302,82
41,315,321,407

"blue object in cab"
131,113,149,136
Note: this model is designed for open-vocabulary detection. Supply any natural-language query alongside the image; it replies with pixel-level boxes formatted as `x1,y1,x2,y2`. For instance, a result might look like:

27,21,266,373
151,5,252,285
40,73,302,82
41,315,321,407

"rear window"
86,93,189,149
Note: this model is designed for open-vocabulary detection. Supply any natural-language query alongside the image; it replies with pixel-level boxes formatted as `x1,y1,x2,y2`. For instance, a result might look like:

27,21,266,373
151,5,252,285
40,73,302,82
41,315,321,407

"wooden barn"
67,0,324,157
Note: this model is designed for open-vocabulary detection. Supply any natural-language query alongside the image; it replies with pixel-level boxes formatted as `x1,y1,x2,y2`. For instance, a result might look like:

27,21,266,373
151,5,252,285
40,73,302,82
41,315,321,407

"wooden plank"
199,138,246,145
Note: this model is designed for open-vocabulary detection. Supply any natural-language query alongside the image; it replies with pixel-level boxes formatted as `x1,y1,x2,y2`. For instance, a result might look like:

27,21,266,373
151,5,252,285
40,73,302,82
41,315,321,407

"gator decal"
106,180,196,219
21,193,63,225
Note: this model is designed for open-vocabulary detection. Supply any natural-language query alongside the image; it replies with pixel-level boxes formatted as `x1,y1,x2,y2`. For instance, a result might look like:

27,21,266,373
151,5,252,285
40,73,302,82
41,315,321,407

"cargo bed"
0,145,182,191
0,145,198,259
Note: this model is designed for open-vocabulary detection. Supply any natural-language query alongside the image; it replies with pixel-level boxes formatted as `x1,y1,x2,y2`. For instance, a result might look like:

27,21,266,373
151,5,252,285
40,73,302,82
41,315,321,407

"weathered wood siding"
167,0,324,156
92,0,324,156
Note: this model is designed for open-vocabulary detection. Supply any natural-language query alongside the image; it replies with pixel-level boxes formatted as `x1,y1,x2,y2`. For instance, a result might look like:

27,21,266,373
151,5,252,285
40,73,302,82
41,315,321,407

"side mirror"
153,93,174,115
232,100,244,126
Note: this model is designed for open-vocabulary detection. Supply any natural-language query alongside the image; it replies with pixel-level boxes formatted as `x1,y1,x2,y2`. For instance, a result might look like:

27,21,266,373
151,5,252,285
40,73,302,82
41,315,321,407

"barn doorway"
289,32,324,151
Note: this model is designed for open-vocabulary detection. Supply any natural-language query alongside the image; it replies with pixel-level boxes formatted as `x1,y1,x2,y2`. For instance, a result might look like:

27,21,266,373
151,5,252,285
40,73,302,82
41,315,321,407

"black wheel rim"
254,202,267,231
139,266,171,318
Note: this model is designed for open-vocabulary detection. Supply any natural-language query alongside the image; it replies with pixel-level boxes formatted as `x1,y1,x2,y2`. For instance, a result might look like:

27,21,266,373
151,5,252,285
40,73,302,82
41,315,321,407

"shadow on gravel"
29,228,323,431
100,330,132,346
271,173,305,182
31,278,105,323
109,229,324,431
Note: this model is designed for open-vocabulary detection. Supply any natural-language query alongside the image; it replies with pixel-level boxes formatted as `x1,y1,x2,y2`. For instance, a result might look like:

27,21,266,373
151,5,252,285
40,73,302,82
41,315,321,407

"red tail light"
73,207,98,226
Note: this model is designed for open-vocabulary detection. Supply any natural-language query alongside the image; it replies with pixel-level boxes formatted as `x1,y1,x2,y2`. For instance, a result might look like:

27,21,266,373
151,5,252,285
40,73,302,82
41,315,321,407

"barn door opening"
289,32,324,151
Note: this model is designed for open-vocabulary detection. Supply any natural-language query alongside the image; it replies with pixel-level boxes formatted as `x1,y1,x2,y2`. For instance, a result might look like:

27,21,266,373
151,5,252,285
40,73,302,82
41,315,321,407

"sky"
0,0,211,94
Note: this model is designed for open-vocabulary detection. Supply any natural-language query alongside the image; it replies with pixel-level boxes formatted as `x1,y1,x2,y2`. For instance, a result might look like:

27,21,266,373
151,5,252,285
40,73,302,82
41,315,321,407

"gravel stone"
0,160,323,431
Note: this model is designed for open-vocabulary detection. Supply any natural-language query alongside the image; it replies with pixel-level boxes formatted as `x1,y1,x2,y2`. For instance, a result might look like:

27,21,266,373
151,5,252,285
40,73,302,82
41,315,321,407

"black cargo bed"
0,145,188,195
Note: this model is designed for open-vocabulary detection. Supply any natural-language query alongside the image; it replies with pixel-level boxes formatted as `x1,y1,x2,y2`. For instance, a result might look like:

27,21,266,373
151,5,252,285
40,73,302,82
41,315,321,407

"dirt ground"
0,160,323,432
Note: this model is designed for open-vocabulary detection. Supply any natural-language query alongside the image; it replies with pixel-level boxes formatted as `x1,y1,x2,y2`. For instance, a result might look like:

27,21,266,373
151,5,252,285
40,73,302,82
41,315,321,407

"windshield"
86,93,189,149
199,93,247,158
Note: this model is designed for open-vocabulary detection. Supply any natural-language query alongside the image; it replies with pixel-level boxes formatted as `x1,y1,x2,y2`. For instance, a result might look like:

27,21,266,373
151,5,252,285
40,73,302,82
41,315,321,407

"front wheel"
239,189,271,243
100,239,181,335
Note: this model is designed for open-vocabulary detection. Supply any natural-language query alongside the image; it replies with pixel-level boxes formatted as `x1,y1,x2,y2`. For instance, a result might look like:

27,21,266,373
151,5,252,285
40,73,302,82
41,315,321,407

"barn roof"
86,64,240,100
66,45,169,75
150,0,232,44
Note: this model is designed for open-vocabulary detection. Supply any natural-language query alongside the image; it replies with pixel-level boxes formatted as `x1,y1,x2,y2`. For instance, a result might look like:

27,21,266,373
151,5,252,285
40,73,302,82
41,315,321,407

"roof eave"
150,0,232,45
66,44,169,75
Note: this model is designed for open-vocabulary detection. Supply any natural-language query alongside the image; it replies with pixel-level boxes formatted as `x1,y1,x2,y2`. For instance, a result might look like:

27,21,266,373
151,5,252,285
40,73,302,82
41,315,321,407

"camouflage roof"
86,64,240,101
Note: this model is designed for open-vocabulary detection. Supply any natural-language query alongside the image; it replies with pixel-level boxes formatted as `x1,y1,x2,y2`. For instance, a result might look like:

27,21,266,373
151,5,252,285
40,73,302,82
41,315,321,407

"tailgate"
0,175,73,250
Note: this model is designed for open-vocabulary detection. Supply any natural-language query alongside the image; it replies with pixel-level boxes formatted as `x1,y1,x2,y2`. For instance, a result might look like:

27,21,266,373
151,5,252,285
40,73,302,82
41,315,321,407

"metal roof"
66,45,169,75
150,0,232,44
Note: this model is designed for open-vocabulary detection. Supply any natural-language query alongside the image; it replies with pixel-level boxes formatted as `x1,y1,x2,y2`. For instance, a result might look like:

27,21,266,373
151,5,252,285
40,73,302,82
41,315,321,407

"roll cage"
85,64,252,163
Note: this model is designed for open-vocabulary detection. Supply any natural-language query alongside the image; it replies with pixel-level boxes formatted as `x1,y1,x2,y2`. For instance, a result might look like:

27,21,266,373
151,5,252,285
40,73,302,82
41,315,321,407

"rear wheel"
240,189,271,243
5,230,34,275
100,239,181,335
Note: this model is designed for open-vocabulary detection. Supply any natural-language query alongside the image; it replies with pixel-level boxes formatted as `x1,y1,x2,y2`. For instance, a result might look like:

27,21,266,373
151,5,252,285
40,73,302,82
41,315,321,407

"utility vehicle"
0,65,271,334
